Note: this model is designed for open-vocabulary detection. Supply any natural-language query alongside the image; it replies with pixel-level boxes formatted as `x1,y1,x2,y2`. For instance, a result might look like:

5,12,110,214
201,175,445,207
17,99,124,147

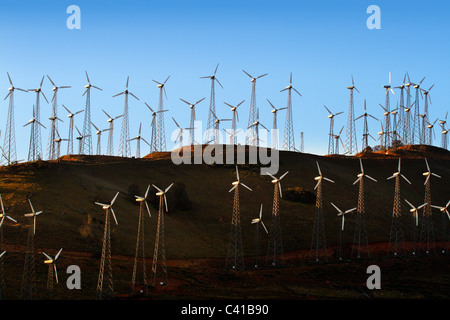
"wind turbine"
331,126,345,155
405,199,427,255
411,76,426,144
352,158,377,259
425,118,438,146
226,166,251,270
224,100,245,145
251,204,268,268
421,84,434,144
3,72,27,165
46,76,70,160
131,185,152,294
394,74,407,143
265,171,289,266
310,162,334,262
46,114,64,160
152,76,170,152
324,105,343,155
95,192,119,300
431,200,450,254
172,117,194,148
62,104,84,155
28,76,49,160
24,105,46,162
243,70,267,146
402,101,415,145
91,121,110,155
53,128,69,159
201,63,223,144
43,248,62,298
331,202,356,261
180,97,205,145
381,72,395,150
421,158,441,255
248,109,269,147
355,100,378,151
81,71,102,155
344,74,359,155
75,126,90,155
267,99,287,150
439,112,448,149
151,183,173,286
281,72,301,151
102,109,123,156
128,123,151,158
21,199,42,300
0,194,16,299
113,76,140,157
211,110,231,144
387,158,411,256
145,103,168,153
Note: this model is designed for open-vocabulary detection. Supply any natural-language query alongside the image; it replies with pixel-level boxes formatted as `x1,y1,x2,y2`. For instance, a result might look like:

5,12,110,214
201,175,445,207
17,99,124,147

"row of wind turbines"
0,156,448,299
327,72,449,156
2,67,305,166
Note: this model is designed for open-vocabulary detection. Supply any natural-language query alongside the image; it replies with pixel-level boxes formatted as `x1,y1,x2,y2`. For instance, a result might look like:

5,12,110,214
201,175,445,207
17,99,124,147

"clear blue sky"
1,0,449,158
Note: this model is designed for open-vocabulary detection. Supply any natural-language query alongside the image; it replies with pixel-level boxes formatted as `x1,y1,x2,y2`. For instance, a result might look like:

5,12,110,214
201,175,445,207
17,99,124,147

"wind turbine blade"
242,70,252,79
165,183,174,193
229,185,237,193
130,92,140,101
111,192,119,205
261,220,268,234
164,195,169,212
424,158,430,172
152,184,163,193
353,177,361,185
110,208,119,225
279,171,289,180
55,248,63,260
323,177,334,183
278,182,282,198
316,161,322,176
241,183,252,191
366,175,377,182
404,199,415,209
330,202,342,214
259,204,263,219
431,173,441,178
54,264,59,284
400,174,411,184
215,78,223,89
43,252,52,260
145,201,151,218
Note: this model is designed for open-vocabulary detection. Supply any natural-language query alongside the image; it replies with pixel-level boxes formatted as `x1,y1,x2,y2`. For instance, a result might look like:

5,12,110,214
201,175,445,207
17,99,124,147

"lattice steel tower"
243,70,267,146
420,158,441,255
28,76,48,161
344,75,359,155
150,184,173,286
324,105,343,154
25,106,46,162
352,159,377,259
21,199,41,300
81,71,102,155
152,76,170,152
201,64,223,144
226,167,252,270
95,192,119,300
266,171,288,266
309,162,334,262
281,73,301,151
131,186,151,294
46,76,70,160
267,99,286,150
355,100,378,151
3,73,26,164
387,159,411,256
411,77,425,144
115,76,140,157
